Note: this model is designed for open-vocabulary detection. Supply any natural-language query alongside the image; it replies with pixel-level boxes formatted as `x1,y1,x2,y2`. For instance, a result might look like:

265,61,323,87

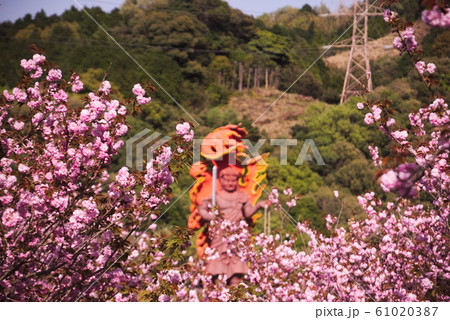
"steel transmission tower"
342,0,387,103
322,0,383,103
341,0,373,103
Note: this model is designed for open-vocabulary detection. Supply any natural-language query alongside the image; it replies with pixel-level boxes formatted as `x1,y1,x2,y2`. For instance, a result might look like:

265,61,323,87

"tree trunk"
257,67,261,88
238,63,244,92
274,67,280,89
269,68,274,87
231,61,237,91
247,68,252,89
265,68,269,88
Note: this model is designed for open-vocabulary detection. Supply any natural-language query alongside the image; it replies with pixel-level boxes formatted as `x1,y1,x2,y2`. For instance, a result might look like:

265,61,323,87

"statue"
198,167,271,285
187,124,271,285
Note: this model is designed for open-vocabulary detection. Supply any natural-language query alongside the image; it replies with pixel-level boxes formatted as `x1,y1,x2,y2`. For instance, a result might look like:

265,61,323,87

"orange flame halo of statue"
188,124,269,257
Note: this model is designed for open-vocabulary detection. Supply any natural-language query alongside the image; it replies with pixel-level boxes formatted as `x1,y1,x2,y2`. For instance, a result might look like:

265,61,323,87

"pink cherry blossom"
3,90,15,102
132,84,146,96
176,122,194,142
393,27,417,52
99,81,111,94
380,170,398,192
18,164,30,172
392,130,408,141
70,74,84,92
136,95,151,105
371,105,382,121
286,199,296,207
0,53,194,302
386,118,395,127
383,9,397,22
32,54,46,63
30,67,43,79
12,121,25,130
422,5,450,29
46,69,62,82
368,146,382,167
415,61,426,74
426,63,436,74
364,113,374,125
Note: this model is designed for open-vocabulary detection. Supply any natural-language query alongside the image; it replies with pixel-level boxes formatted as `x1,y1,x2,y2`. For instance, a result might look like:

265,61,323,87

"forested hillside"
0,0,394,106
1,0,449,234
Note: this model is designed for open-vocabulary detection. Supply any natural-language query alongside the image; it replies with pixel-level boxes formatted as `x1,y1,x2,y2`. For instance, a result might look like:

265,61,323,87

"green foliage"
296,196,321,224
391,0,422,21
372,56,412,88
204,83,232,107
282,97,390,231
204,106,238,128
265,157,323,196
279,66,323,99
208,55,233,77
293,100,385,153
369,78,421,128
248,30,292,66
431,31,450,58
0,0,400,111
434,57,450,98
300,4,316,15
367,16,390,40
79,68,108,92
325,158,378,195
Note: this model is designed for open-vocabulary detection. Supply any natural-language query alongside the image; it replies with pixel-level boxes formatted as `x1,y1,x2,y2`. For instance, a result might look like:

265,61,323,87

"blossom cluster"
364,105,382,124
393,27,417,52
415,61,436,75
379,164,419,198
19,53,45,78
267,187,298,209
70,73,84,92
176,122,194,142
143,191,448,301
383,9,397,22
368,146,382,167
132,84,151,105
0,52,192,301
422,5,450,29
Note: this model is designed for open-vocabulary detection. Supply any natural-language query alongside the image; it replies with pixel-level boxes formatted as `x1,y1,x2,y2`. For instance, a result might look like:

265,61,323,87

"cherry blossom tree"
0,46,193,301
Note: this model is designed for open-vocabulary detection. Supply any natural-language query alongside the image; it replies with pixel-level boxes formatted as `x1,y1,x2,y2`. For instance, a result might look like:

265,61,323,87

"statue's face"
219,174,239,192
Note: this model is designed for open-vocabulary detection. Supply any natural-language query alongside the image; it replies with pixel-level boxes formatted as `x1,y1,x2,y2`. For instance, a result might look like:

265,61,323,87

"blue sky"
0,0,354,23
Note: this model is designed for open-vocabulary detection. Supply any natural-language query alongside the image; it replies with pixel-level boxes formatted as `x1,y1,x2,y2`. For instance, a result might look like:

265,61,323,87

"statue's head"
218,167,241,193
